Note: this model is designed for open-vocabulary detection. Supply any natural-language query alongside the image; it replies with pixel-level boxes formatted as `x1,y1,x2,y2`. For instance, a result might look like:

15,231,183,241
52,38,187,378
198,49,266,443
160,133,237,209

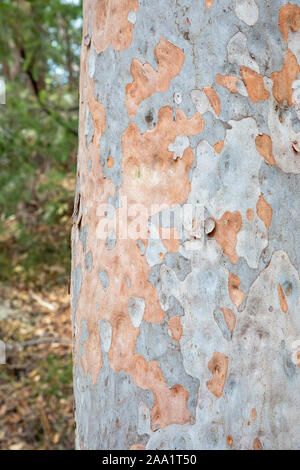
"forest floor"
0,168,75,450
0,0,81,449
0,284,74,450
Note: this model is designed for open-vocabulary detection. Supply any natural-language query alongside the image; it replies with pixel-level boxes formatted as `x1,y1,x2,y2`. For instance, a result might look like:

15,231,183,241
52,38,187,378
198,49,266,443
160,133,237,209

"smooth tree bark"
72,0,300,450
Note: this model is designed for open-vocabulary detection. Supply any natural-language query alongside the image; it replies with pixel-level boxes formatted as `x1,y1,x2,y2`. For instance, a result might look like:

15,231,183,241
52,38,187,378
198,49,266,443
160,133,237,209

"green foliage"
37,353,73,398
0,0,82,286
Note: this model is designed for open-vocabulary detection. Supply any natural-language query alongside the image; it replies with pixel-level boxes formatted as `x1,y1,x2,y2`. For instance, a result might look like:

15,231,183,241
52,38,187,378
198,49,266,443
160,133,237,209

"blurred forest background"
0,0,82,449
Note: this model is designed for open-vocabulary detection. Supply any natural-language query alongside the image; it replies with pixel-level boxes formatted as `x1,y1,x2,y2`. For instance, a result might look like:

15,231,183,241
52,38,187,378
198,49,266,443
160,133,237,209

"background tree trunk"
72,0,300,450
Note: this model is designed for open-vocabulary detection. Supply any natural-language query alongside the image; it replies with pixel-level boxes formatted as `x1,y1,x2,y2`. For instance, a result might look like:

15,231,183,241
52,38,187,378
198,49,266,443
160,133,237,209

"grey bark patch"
106,197,115,219
158,348,200,417
98,319,112,353
85,251,93,273
85,104,94,147
137,239,145,255
164,252,191,281
80,318,89,343
213,307,233,341
79,225,88,251
106,229,116,250
74,355,153,450
84,6,92,46
148,264,162,291
146,226,166,266
260,163,300,275
135,322,169,361
71,264,82,314
281,351,297,380
128,297,145,328
201,111,226,145
135,320,199,417
98,269,109,292
166,295,184,319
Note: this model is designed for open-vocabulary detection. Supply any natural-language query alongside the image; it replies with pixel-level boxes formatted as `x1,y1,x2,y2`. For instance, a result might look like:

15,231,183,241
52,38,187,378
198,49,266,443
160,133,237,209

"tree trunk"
72,0,300,450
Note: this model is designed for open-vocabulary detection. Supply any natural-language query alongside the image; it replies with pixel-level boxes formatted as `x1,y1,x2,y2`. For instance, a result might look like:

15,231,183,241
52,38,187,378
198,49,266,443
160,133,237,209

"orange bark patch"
203,86,221,115
206,0,214,7
84,79,106,150
73,10,117,378
253,437,263,450
121,106,204,210
206,352,228,398
240,67,269,103
108,303,193,430
278,2,300,43
246,209,255,221
221,307,236,333
271,49,300,106
228,272,246,309
126,38,185,117
151,384,192,430
130,444,146,450
123,356,192,430
81,321,102,384
168,317,183,341
86,0,139,54
251,408,257,421
277,284,288,313
216,74,238,94
107,157,114,168
256,195,272,229
214,141,224,153
255,134,276,166
76,231,164,381
159,227,180,253
213,211,242,264
227,435,233,447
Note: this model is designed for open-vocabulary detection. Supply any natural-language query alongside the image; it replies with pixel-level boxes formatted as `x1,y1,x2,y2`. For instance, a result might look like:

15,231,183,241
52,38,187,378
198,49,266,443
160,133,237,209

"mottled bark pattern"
72,0,300,450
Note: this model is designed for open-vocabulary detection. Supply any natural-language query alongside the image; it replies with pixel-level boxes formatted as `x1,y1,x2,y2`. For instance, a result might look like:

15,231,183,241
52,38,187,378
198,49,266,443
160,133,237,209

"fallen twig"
30,292,56,312
5,337,72,350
